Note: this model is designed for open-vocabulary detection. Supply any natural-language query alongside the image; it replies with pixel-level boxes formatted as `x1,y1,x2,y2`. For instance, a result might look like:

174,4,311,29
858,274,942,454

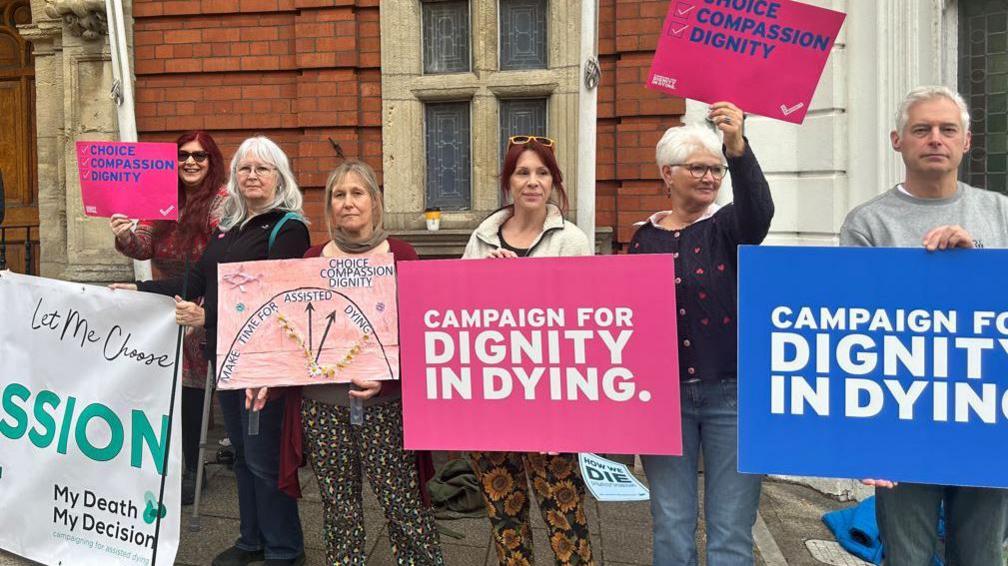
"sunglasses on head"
508,135,555,149
178,151,209,163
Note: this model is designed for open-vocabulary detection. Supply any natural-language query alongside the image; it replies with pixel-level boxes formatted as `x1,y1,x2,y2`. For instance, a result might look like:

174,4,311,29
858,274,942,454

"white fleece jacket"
462,204,592,259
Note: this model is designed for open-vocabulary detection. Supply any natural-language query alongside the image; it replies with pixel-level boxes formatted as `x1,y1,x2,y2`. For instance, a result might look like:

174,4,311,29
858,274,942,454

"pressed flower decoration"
276,311,370,379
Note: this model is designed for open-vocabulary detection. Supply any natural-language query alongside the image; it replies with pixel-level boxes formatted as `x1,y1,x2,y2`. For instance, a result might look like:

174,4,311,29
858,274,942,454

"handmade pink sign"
647,0,846,124
215,254,400,390
399,254,682,455
76,141,179,220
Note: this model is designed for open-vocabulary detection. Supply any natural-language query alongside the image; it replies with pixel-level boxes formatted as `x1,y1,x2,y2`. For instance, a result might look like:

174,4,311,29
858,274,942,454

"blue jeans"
642,379,762,566
219,389,304,560
876,482,1008,566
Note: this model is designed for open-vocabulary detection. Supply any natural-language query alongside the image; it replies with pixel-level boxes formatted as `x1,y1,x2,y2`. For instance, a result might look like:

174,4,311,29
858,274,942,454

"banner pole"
577,0,599,246
150,257,190,566
103,0,152,282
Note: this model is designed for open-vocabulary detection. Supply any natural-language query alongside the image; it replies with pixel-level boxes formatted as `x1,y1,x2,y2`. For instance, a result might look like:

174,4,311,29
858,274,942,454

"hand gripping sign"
398,254,682,455
739,246,1008,488
77,141,179,221
647,0,846,124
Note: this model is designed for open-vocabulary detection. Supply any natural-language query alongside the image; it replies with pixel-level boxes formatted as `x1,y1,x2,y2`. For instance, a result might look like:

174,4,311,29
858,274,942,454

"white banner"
0,271,181,566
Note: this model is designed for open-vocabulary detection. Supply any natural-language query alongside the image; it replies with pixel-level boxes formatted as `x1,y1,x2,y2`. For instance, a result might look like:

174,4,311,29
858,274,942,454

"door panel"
0,0,37,273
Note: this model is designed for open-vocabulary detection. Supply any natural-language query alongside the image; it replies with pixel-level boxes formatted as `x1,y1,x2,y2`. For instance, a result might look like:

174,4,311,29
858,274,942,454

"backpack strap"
268,212,303,252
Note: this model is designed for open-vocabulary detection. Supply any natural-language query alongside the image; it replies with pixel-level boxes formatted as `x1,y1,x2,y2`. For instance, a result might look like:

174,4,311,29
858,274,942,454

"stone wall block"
810,46,846,112
72,58,116,132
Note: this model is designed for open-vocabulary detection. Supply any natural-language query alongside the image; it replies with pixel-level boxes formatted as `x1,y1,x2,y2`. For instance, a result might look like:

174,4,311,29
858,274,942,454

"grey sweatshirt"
839,182,1008,249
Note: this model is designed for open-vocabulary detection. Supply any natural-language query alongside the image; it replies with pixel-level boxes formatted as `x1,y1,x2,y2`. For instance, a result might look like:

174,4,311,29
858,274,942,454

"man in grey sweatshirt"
840,86,1008,565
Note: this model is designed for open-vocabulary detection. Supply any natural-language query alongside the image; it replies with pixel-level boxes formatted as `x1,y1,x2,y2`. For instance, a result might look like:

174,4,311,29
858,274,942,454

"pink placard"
215,254,400,390
76,141,179,220
399,254,682,455
647,0,846,124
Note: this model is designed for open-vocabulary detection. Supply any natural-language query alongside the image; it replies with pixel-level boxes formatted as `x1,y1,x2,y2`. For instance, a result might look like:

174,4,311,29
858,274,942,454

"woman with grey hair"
256,159,445,565
628,102,774,565
120,135,311,566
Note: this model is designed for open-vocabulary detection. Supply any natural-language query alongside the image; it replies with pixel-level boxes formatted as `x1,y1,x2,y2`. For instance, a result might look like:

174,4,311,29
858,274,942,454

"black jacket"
138,209,311,362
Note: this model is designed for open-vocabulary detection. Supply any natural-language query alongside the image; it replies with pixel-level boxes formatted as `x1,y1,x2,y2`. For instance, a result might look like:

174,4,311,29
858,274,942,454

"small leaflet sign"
578,453,650,502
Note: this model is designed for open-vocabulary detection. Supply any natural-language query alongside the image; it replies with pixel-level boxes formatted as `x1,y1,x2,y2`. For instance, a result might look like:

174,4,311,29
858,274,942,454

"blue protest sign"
738,246,1008,488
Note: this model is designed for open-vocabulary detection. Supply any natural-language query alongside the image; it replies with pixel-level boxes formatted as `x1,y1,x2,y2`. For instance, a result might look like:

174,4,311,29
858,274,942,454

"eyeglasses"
673,163,728,180
178,151,209,163
236,165,276,178
508,135,555,149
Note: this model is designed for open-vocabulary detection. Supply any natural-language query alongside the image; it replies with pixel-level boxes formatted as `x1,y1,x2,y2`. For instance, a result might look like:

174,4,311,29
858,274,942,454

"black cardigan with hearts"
628,143,774,384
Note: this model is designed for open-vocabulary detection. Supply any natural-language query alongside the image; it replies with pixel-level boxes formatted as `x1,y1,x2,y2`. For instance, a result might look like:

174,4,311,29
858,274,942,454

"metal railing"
0,224,40,275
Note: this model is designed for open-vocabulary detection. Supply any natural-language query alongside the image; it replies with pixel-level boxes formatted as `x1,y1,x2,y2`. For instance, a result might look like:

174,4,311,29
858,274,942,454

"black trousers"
180,385,207,472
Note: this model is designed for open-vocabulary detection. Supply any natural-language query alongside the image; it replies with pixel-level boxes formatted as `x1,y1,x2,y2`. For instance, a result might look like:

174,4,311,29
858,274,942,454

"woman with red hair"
463,136,596,565
109,130,228,505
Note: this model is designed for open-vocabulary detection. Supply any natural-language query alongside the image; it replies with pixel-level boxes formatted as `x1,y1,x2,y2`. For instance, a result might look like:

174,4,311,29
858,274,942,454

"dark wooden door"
0,0,37,273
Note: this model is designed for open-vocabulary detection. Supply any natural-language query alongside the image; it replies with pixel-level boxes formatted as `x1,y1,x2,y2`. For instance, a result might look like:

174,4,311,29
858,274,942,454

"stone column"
20,0,133,283
18,7,65,278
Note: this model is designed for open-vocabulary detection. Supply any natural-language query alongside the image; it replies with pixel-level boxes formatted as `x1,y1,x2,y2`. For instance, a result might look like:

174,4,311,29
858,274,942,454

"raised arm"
709,102,774,245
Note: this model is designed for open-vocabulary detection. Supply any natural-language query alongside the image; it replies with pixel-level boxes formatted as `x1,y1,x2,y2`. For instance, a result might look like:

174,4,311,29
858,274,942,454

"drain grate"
805,540,874,566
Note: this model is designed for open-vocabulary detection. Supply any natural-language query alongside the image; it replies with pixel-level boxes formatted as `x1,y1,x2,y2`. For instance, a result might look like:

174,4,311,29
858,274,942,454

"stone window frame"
420,0,472,75
380,0,581,230
424,100,473,209
498,0,548,71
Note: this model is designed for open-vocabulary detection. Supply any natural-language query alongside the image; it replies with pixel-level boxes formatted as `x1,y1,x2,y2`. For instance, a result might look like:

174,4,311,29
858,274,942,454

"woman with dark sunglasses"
629,102,774,565
463,136,596,565
108,130,228,505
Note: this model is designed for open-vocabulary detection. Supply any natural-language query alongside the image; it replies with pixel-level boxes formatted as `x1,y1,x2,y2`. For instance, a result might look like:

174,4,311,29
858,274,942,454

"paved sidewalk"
1,457,866,565
1,421,878,566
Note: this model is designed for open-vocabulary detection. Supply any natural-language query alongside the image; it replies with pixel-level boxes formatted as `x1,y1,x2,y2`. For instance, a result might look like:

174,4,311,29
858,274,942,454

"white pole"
576,0,599,249
105,0,136,141
104,0,151,280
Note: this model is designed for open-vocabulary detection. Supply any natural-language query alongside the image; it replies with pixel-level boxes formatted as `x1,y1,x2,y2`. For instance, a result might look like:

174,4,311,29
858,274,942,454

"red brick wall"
133,0,678,250
598,0,685,250
132,0,381,244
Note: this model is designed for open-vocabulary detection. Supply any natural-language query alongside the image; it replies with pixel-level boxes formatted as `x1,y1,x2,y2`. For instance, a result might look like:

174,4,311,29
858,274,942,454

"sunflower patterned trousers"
302,398,444,566
469,451,595,565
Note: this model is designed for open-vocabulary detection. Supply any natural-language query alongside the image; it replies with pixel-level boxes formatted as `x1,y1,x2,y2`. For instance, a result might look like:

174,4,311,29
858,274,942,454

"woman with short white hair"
629,102,774,565
121,135,311,566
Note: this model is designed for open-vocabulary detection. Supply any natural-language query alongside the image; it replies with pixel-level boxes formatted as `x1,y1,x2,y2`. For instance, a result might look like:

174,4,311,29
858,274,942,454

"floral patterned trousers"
302,398,444,566
469,451,595,566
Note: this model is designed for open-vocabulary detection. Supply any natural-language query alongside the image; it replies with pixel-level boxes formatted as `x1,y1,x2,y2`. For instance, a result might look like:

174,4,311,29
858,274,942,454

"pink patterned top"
115,187,228,388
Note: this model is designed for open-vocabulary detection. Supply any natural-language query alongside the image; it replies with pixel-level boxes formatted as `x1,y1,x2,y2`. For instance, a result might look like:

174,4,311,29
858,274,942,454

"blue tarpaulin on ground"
822,497,884,564
822,496,944,566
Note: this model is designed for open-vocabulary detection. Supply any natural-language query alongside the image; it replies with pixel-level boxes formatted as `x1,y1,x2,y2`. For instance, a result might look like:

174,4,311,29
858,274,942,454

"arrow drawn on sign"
305,302,315,356
780,102,805,116
315,311,337,363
